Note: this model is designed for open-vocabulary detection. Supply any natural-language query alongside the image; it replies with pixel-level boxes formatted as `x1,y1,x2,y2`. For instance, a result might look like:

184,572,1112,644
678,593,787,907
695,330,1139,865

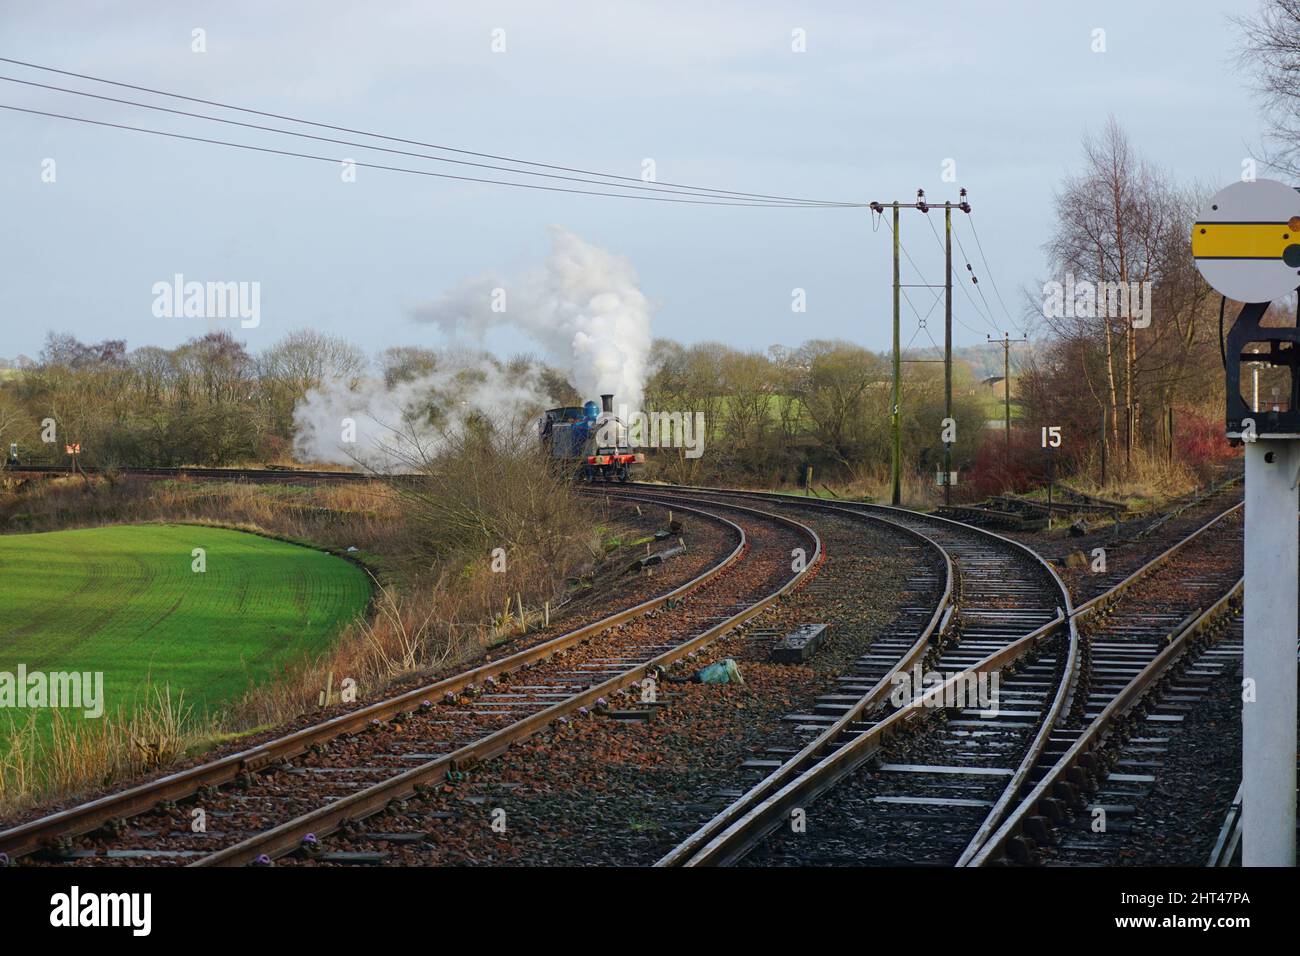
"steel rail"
1071,500,1243,619
1207,783,1244,867
653,499,956,867
0,496,748,862
616,482,1074,608
6,464,374,483
953,617,1080,866
2,474,1242,868
1205,633,1299,867
188,494,822,866
669,614,1067,867
634,485,1241,867
953,498,1244,864
966,577,1244,867
617,485,1072,867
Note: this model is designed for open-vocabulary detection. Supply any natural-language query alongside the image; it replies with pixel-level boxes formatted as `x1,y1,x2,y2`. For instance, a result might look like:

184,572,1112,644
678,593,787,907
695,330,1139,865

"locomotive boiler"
539,393,643,482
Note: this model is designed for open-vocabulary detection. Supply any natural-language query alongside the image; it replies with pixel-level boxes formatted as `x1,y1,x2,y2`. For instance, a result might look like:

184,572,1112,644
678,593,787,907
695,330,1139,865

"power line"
0,55,863,208
921,211,1000,335
951,224,1005,335
882,216,990,339
0,73,864,207
966,212,1022,331
0,103,851,207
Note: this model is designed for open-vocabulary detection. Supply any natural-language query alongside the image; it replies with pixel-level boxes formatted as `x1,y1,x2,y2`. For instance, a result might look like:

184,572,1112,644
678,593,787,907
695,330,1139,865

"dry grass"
0,434,601,816
756,464,941,509
227,433,598,730
1067,444,1202,510
1,685,203,812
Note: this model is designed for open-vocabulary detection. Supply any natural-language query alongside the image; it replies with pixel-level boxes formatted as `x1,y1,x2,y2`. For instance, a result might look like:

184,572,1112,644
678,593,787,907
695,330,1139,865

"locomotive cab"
539,394,643,482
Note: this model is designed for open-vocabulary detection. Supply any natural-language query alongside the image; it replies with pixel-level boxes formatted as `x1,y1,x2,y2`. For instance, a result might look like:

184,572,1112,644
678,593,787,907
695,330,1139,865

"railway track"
1034,474,1244,605
260,490,953,865
1207,624,1300,868
0,494,819,866
590,486,1070,866
964,503,1243,865
607,484,1244,867
0,472,1253,868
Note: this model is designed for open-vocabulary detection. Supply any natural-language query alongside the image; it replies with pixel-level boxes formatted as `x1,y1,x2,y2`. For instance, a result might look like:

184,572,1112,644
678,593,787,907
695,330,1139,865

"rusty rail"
668,614,1067,866
953,498,1243,864
629,485,1071,867
966,578,1243,866
640,484,1240,868
0,496,751,862
190,495,821,865
654,503,955,867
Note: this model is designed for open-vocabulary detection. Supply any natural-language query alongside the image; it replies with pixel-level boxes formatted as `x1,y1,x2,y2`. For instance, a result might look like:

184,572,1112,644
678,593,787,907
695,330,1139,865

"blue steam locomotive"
539,393,643,482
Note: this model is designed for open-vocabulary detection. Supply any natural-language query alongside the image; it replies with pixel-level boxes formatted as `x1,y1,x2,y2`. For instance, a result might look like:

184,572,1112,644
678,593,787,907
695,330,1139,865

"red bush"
964,428,1052,499
1175,408,1239,479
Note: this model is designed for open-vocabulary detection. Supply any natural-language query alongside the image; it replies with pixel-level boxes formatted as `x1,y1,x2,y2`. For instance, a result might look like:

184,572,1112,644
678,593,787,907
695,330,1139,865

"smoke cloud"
411,226,653,410
291,228,650,470
292,360,548,470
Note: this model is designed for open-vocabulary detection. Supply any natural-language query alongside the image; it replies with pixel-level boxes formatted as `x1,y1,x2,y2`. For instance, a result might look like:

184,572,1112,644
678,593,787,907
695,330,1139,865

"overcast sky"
0,0,1270,363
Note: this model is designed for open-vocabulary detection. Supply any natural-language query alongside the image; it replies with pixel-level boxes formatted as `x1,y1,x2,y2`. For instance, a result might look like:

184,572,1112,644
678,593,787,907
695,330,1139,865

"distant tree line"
0,325,996,490
3,110,1259,494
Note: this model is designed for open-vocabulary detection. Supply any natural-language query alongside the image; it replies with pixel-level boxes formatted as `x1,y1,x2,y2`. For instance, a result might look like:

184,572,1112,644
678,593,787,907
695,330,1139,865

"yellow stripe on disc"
1191,222,1294,259
1193,179,1300,302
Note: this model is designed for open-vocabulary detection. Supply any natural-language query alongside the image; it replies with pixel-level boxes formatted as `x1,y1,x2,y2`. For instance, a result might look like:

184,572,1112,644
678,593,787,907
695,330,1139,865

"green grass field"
0,524,371,733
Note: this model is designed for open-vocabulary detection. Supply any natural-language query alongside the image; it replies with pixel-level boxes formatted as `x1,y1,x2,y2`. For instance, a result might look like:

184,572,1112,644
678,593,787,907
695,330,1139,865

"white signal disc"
1192,179,1300,303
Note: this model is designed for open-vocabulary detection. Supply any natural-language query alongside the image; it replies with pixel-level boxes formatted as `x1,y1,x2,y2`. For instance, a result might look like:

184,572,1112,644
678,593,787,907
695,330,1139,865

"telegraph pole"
870,189,970,509
989,331,1028,457
891,202,901,506
944,202,953,506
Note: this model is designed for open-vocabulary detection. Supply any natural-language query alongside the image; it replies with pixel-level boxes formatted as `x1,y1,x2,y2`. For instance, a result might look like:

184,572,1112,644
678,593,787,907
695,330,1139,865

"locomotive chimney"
600,394,613,413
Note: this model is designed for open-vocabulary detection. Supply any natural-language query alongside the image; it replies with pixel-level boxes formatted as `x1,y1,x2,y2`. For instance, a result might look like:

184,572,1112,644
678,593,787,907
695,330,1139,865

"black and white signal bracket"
1193,178,1300,866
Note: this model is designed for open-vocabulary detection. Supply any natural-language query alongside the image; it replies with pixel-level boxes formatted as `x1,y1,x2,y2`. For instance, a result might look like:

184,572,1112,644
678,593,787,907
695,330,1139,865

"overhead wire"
920,211,1001,336
0,103,852,207
0,74,867,207
0,55,863,207
965,212,1021,330
951,224,1005,335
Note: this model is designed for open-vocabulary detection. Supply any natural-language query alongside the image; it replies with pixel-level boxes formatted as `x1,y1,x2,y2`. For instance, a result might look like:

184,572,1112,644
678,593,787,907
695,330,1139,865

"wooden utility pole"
988,332,1027,460
891,202,901,506
1046,445,1055,531
944,203,953,506
869,190,971,508
1166,405,1175,466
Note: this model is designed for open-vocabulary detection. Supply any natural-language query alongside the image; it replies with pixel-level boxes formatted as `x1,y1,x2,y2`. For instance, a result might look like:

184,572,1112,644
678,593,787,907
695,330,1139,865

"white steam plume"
411,226,652,410
292,360,548,470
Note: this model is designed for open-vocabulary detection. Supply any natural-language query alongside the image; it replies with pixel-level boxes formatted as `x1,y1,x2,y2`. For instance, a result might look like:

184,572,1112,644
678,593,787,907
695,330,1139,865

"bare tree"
1236,0,1300,174
1046,118,1177,457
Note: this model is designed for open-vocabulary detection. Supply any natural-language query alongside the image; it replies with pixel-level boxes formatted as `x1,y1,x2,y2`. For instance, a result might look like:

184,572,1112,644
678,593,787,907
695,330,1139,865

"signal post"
1193,178,1300,866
